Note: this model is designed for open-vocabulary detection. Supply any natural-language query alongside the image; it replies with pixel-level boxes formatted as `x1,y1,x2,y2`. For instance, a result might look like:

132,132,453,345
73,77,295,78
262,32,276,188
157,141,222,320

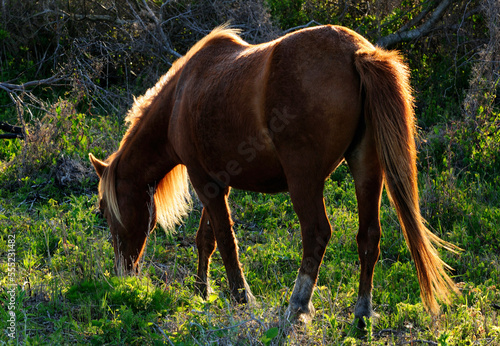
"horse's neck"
117,90,179,186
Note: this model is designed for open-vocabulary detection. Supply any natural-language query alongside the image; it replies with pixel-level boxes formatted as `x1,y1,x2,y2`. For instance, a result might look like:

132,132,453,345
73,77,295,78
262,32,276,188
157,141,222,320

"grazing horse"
89,25,458,327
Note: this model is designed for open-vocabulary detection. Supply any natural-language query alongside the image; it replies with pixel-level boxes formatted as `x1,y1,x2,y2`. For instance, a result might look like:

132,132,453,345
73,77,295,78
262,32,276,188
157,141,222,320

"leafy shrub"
1,98,121,192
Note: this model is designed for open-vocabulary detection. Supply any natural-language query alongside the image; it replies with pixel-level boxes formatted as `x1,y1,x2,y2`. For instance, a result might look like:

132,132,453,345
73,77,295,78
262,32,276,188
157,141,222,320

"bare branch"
377,0,453,48
399,2,434,32
0,122,23,136
126,0,182,59
0,133,22,139
284,20,322,34
0,73,67,92
34,8,135,26
0,120,24,139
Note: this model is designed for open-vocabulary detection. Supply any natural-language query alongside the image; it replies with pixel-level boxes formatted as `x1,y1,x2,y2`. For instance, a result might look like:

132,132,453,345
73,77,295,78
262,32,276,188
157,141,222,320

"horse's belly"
203,147,288,193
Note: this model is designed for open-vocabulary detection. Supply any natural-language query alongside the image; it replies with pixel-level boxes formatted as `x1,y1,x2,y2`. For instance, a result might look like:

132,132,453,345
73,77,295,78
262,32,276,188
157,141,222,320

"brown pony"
89,25,459,327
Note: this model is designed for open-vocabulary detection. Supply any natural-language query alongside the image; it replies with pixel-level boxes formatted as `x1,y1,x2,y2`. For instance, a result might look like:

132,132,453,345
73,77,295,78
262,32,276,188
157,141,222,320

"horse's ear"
89,153,108,178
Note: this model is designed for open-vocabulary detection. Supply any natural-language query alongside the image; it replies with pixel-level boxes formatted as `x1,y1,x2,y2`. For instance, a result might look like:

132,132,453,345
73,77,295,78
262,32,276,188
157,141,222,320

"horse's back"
171,26,371,191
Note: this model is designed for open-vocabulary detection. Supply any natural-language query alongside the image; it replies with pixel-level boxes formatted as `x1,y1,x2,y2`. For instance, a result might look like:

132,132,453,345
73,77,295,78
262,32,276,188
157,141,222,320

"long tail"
354,47,460,313
154,164,192,232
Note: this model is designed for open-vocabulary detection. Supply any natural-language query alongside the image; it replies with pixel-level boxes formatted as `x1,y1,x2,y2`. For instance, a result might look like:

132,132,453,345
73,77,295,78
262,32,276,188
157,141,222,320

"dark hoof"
354,311,379,330
285,301,315,323
235,279,256,306
354,295,378,329
355,316,368,329
233,287,256,306
194,279,212,300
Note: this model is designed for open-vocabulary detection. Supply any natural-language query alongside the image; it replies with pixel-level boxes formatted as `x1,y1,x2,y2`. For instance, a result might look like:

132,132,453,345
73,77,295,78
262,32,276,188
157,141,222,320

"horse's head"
89,153,147,275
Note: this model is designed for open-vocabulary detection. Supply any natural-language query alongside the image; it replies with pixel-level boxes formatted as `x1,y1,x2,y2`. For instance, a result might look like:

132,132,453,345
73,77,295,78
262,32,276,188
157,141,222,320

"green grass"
1,104,500,345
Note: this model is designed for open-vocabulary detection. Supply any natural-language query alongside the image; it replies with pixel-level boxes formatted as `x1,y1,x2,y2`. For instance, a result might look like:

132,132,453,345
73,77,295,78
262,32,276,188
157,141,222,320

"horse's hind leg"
195,207,216,299
346,130,383,329
285,179,332,322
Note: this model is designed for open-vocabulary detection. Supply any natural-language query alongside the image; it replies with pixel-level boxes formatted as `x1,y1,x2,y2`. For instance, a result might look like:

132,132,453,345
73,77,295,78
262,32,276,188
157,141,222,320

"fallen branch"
0,122,22,135
32,8,135,26
0,122,24,139
376,0,453,48
0,133,22,139
0,73,67,93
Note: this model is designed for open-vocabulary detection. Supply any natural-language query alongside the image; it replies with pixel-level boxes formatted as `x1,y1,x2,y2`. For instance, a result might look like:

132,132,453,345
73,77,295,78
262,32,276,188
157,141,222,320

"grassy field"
1,100,499,345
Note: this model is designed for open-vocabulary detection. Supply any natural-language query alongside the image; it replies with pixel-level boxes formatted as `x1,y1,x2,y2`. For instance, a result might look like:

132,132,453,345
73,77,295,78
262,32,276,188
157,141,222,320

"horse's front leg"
195,207,216,299
192,181,255,305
